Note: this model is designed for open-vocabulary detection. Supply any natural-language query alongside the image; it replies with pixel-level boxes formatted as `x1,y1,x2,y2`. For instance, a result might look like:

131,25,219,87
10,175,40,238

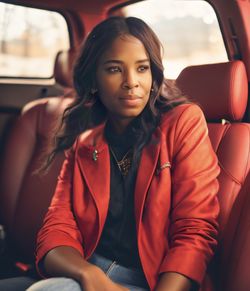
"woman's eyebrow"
103,60,123,65
103,59,150,65
136,59,150,64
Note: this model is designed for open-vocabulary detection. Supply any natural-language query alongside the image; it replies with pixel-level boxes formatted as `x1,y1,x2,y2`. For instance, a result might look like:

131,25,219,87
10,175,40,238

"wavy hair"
44,16,187,169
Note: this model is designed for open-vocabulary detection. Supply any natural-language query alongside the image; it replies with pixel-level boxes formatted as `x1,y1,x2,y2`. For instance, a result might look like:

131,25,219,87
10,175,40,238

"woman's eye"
138,65,150,72
105,66,121,73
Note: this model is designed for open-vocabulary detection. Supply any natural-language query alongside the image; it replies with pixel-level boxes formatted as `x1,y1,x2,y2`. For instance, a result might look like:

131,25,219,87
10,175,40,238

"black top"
95,121,142,268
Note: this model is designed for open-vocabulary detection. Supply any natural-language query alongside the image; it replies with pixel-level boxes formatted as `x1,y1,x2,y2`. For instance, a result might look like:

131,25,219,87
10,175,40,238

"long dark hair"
45,16,187,168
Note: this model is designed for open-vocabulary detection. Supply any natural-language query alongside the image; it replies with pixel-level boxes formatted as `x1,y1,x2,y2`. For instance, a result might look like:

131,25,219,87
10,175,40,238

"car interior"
1,0,250,290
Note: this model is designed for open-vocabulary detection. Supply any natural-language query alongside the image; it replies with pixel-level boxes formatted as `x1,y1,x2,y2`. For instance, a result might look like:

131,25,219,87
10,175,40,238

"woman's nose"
122,71,139,89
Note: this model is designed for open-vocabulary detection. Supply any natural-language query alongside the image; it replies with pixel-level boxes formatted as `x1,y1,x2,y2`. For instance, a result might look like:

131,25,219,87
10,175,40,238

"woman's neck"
108,117,134,134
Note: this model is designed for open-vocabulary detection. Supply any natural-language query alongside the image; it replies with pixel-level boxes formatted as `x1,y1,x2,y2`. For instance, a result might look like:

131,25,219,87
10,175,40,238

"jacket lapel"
134,128,161,230
77,125,110,228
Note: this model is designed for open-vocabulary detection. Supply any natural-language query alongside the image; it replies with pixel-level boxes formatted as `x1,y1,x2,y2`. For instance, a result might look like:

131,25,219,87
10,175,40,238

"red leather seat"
223,172,250,291
54,48,76,90
176,60,250,291
0,49,75,268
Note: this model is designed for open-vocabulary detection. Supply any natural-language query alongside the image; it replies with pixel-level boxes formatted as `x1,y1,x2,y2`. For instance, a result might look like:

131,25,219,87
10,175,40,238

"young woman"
27,16,220,291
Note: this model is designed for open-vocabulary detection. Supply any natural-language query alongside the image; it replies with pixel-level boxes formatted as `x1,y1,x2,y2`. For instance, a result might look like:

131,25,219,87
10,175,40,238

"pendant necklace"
109,146,133,176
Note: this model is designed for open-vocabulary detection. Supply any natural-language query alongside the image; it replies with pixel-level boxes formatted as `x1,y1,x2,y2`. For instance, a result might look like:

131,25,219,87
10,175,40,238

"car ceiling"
0,0,132,13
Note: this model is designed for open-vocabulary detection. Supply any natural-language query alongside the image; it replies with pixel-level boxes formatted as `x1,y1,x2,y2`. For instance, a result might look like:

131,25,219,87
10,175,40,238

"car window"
0,3,69,78
120,0,227,78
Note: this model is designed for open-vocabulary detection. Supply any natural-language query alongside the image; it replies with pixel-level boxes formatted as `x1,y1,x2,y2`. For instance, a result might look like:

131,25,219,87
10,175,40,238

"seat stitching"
216,123,250,185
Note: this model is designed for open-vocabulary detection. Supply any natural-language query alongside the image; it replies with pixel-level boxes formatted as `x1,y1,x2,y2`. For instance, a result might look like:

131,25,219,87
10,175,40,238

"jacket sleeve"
36,142,84,276
158,104,220,285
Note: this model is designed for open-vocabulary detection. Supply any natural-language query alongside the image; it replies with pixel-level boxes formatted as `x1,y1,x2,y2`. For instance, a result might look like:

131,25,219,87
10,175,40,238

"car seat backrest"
176,61,247,122
54,48,77,89
176,60,250,236
223,172,250,290
176,60,250,290
0,49,76,261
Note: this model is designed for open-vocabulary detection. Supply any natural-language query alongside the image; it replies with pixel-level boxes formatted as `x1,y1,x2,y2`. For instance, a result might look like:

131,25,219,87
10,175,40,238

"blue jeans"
27,253,149,291
0,276,36,291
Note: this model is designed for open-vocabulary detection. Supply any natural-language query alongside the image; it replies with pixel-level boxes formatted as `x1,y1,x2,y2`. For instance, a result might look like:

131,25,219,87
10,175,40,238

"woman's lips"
119,94,142,106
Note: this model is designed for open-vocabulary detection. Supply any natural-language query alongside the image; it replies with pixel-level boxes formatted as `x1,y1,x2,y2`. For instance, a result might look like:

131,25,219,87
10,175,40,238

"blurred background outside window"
0,1,228,79
0,3,69,78
122,0,227,78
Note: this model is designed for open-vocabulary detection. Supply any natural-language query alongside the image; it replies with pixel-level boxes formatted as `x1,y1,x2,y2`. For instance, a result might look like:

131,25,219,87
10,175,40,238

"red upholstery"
0,97,72,260
223,173,250,291
0,49,75,262
54,48,77,88
177,61,248,121
176,61,250,291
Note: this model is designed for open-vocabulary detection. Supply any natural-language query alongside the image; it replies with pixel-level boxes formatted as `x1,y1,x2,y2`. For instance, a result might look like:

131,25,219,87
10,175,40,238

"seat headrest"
176,61,248,121
54,48,77,88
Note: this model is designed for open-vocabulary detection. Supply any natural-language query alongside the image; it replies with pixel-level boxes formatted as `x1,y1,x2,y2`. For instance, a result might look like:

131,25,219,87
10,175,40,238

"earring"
90,88,98,95
150,88,154,92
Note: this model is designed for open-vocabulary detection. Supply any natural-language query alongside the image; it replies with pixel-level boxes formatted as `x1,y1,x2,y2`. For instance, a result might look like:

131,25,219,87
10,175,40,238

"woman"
28,16,220,291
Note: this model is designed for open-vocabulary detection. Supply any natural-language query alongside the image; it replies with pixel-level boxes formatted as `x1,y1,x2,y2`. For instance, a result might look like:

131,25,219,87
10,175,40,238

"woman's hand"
43,246,129,291
80,263,129,291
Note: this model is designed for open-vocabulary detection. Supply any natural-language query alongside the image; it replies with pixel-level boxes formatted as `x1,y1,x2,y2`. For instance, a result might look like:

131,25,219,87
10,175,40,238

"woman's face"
96,34,152,130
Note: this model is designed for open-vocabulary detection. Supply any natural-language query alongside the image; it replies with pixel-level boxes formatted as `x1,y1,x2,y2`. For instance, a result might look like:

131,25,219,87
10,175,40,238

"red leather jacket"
36,103,220,290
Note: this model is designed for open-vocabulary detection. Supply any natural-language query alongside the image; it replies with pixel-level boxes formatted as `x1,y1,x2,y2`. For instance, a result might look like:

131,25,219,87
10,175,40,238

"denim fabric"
27,277,148,291
26,277,81,291
0,276,36,291
88,253,149,290
27,253,149,291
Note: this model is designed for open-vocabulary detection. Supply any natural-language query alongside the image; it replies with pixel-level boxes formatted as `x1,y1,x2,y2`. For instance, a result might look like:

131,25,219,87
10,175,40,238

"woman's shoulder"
74,123,106,149
160,102,205,129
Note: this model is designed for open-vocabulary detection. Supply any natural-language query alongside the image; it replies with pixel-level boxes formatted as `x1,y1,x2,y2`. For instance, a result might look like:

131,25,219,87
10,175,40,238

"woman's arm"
43,246,128,291
155,272,192,291
158,104,220,287
36,145,128,291
36,145,85,274
43,246,89,283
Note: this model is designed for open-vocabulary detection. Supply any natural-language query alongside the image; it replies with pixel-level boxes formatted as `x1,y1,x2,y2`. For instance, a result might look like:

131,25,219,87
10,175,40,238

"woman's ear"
91,78,98,95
